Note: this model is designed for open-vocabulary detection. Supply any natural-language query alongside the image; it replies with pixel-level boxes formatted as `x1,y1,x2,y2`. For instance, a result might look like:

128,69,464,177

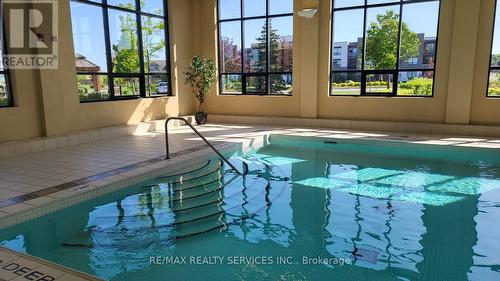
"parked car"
157,82,168,94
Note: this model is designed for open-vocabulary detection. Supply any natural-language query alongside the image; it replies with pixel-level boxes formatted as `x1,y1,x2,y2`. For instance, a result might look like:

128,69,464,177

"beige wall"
1,0,499,143
0,69,44,142
0,1,46,142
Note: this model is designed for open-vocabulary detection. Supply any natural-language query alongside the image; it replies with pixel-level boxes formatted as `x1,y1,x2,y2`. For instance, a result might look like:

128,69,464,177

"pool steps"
60,157,287,247
89,177,269,229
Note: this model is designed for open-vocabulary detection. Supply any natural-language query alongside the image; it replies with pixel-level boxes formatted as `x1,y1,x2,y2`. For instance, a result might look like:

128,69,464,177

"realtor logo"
0,0,58,69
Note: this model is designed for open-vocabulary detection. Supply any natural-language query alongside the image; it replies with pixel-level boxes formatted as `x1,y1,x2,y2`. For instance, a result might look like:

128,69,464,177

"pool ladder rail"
164,117,247,176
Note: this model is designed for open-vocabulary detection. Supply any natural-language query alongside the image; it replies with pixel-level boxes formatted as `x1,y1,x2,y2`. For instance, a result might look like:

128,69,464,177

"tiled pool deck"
0,246,104,281
0,123,500,280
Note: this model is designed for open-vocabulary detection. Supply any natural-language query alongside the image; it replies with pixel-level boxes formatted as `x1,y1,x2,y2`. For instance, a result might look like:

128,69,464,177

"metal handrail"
165,117,243,176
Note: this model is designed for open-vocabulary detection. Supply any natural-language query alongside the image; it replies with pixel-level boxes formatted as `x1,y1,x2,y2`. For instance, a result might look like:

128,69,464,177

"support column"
298,0,319,119
445,0,481,124
37,0,79,136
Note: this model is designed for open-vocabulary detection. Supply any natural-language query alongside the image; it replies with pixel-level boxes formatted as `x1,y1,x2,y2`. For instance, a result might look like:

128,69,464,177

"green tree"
112,11,139,73
254,21,290,94
252,22,267,73
113,48,140,73
491,54,500,67
142,16,166,72
0,83,7,106
112,14,140,95
364,10,420,88
112,1,165,73
111,1,166,95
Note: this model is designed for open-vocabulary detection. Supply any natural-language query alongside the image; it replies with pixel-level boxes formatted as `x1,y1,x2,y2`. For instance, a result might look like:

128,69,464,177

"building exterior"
332,34,437,82
332,42,348,69
149,60,168,73
243,34,293,74
347,41,361,70
75,54,101,90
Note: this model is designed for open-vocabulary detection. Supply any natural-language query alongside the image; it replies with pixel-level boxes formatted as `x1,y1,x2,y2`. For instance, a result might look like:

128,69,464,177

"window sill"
220,93,292,97
328,94,434,98
80,95,174,103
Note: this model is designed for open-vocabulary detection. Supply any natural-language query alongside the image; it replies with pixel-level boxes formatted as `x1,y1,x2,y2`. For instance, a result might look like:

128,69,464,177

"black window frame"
329,0,441,97
71,0,173,103
0,20,13,108
487,0,500,98
217,0,294,96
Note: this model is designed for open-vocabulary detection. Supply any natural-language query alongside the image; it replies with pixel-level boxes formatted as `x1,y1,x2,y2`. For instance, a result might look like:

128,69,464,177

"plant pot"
195,113,208,125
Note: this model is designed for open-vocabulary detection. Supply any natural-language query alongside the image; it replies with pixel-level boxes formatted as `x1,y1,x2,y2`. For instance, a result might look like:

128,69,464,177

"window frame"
0,22,13,108
217,0,294,96
329,0,441,97
487,0,500,98
71,0,172,103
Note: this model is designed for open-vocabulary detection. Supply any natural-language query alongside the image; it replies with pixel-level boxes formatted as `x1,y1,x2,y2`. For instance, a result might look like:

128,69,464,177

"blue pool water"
1,136,500,281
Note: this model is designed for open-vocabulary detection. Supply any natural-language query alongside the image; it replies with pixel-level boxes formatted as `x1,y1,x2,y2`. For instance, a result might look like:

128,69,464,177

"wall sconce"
297,8,318,19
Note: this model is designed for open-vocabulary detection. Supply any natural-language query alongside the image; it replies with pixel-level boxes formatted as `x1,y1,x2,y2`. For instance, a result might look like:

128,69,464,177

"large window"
71,0,171,102
488,0,500,97
0,28,12,107
0,60,12,107
217,0,294,95
330,0,440,97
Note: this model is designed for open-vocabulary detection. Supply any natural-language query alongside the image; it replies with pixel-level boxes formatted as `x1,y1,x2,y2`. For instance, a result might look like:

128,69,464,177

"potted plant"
185,56,216,125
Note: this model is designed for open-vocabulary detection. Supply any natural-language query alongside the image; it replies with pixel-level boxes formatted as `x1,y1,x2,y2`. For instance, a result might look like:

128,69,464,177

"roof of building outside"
75,53,101,71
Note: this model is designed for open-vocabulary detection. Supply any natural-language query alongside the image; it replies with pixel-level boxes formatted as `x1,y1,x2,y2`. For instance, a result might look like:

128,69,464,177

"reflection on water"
1,143,500,281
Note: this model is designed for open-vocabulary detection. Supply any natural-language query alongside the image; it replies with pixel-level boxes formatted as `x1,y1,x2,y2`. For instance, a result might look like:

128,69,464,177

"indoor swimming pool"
1,135,499,281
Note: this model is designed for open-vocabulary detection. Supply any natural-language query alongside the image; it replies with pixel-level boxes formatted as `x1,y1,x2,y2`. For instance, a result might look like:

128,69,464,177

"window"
488,0,500,97
425,42,435,53
406,58,418,65
0,63,12,107
71,0,171,102
330,0,440,97
333,46,342,56
218,0,294,95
